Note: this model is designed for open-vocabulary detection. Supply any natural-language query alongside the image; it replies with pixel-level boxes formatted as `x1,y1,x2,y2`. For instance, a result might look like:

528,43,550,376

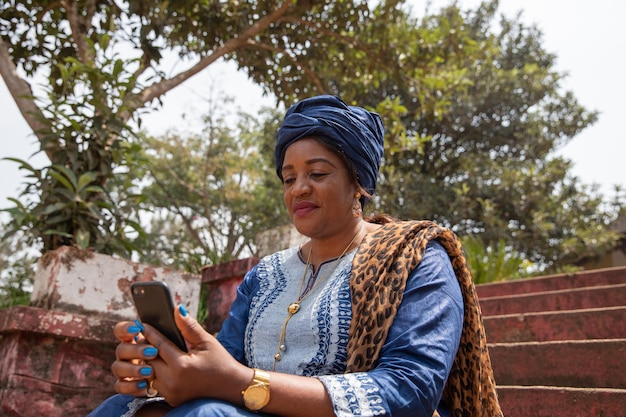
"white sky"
1,0,625,215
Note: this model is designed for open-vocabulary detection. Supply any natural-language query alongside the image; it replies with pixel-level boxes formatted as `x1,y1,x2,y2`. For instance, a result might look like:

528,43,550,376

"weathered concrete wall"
31,246,201,321
201,258,259,334
0,306,118,417
0,246,202,417
255,224,307,258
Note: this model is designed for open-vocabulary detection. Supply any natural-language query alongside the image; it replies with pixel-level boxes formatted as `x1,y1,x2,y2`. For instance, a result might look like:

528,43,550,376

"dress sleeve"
216,265,260,363
317,241,464,417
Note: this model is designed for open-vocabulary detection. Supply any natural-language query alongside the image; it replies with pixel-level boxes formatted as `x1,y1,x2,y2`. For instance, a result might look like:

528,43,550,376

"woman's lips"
293,201,318,217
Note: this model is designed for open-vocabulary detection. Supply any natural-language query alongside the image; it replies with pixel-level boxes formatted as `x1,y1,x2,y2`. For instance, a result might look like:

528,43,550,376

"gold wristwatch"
242,368,271,411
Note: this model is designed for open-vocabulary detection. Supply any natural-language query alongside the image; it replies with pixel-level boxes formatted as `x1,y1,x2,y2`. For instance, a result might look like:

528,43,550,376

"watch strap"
242,368,271,411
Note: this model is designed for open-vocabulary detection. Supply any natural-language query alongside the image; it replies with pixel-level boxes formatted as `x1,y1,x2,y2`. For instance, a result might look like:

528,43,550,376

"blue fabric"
86,394,130,416
86,395,161,417
86,395,271,417
164,398,271,417
219,241,464,417
274,95,385,196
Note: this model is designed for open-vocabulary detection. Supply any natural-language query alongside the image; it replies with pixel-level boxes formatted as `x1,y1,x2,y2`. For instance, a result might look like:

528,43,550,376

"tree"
295,1,623,272
126,96,286,270
0,0,397,255
392,3,622,271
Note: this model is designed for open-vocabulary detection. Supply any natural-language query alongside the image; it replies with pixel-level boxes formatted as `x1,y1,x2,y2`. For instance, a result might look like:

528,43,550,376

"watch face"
245,384,270,410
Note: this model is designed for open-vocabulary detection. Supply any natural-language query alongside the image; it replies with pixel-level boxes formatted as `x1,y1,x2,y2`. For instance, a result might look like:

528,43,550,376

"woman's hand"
111,307,335,415
133,305,252,407
111,320,160,397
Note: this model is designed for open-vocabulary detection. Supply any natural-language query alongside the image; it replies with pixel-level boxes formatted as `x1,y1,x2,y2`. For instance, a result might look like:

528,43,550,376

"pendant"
287,302,300,314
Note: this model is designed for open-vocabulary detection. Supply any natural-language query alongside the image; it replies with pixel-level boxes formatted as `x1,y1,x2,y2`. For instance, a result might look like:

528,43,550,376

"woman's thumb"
174,304,212,349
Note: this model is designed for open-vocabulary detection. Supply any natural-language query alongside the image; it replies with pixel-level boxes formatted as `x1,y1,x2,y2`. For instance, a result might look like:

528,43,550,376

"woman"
88,95,502,417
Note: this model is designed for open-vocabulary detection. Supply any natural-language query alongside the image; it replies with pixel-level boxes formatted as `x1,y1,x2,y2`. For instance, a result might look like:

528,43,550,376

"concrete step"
476,267,626,298
489,339,626,389
476,266,626,298
497,386,626,417
480,268,626,416
484,306,626,343
479,283,626,316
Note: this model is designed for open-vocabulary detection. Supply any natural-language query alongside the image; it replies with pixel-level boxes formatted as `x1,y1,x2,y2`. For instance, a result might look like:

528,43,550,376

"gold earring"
352,193,362,217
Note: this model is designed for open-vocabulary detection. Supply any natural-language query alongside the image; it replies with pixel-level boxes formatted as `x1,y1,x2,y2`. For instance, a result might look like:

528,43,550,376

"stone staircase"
477,266,626,417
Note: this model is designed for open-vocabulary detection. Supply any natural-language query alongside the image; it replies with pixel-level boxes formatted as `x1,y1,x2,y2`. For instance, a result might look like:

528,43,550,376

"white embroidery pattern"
318,373,386,416
121,397,165,417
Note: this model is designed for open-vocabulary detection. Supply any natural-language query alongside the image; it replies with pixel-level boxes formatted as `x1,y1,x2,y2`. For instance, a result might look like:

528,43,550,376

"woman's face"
281,138,359,239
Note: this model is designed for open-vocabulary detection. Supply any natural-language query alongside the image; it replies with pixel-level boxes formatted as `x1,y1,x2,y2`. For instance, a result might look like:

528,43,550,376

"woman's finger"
140,322,183,364
114,376,154,396
115,342,160,362
173,304,214,350
112,358,154,379
113,320,144,343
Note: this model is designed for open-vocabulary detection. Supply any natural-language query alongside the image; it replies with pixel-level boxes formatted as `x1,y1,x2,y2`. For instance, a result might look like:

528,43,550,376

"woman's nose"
291,175,311,196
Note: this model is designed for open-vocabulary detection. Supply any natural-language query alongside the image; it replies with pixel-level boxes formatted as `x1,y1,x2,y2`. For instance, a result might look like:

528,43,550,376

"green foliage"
0,0,404,257
2,156,145,255
0,224,37,308
1,0,157,255
461,235,529,284
6,161,105,249
123,97,286,270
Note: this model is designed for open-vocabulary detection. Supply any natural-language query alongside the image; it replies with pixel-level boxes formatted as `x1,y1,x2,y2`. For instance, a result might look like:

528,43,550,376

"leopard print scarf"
346,220,503,417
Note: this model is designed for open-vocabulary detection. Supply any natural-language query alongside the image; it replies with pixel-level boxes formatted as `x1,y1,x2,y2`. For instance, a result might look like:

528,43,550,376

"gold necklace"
272,226,363,371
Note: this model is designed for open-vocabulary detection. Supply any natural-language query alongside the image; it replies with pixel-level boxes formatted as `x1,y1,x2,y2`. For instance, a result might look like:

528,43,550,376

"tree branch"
122,0,297,119
61,0,95,64
279,16,359,46
243,40,326,93
149,164,210,252
0,36,54,161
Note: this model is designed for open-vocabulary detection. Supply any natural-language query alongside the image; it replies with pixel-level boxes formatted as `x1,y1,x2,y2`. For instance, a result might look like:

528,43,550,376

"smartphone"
130,281,188,352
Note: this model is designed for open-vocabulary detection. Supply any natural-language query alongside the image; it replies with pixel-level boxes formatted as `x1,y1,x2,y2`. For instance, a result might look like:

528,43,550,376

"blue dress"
88,241,463,416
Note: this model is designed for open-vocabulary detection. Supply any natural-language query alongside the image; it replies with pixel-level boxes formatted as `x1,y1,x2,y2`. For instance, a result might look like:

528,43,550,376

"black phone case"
130,281,188,352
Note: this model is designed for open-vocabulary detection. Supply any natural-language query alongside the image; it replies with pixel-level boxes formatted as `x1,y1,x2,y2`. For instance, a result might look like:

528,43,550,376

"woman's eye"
284,177,295,185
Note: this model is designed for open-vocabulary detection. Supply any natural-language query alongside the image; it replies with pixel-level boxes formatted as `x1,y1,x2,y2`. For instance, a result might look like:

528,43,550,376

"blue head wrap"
275,95,385,197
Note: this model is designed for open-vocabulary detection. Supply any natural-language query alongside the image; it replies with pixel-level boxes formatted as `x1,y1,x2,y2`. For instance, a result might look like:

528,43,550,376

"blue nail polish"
140,367,152,376
143,347,158,357
179,304,188,317
134,320,145,332
128,325,141,334
137,380,147,389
